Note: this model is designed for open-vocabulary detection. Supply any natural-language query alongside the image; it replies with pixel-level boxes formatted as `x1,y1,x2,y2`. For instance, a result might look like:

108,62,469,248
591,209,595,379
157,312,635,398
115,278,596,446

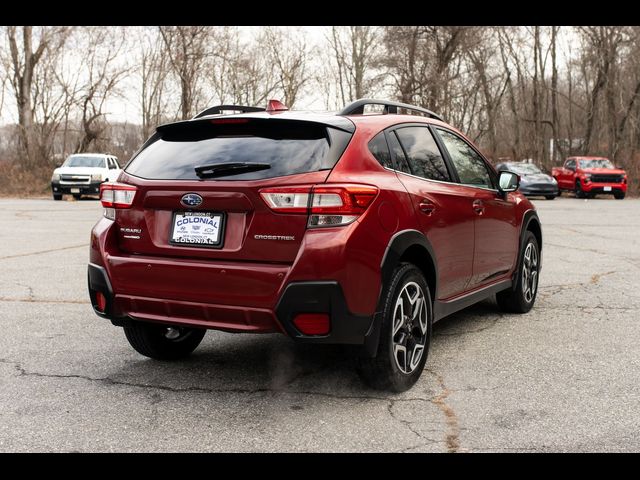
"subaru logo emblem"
181,193,203,207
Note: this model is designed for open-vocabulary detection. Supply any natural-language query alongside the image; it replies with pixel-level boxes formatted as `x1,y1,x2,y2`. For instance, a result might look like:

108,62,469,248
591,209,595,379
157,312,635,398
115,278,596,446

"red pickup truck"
552,156,627,199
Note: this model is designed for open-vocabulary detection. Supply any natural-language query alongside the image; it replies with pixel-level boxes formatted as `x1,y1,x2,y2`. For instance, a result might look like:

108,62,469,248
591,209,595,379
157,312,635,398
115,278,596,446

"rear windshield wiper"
194,162,271,179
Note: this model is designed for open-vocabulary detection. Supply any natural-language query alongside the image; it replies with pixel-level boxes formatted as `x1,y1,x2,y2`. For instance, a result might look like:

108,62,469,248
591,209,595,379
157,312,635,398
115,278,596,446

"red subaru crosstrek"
88,99,542,392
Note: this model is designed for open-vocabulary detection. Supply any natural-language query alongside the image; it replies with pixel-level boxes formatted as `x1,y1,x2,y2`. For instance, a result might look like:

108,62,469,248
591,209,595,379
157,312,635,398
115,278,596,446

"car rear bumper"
52,181,102,195
87,263,375,346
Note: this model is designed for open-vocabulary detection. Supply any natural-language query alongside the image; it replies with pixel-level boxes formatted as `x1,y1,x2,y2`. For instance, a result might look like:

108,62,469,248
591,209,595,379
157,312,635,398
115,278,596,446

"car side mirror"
498,171,519,197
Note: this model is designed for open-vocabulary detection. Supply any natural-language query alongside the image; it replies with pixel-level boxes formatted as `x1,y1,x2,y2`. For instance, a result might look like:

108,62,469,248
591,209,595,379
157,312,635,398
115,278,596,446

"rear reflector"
293,313,330,335
259,184,378,227
100,183,137,209
96,292,107,312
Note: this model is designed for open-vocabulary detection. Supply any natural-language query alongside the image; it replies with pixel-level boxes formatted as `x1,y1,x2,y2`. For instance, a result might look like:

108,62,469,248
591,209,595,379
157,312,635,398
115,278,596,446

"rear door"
389,125,475,300
116,117,353,264
434,128,519,289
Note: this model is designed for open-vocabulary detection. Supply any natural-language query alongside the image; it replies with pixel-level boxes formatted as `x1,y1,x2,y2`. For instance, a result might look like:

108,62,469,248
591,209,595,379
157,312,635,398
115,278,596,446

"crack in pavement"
544,242,640,268
555,226,631,243
0,358,435,405
15,282,35,301
386,399,442,451
590,270,616,284
0,244,88,261
14,210,35,220
435,315,501,337
0,297,89,305
426,369,460,453
537,269,620,300
536,305,638,312
0,357,459,452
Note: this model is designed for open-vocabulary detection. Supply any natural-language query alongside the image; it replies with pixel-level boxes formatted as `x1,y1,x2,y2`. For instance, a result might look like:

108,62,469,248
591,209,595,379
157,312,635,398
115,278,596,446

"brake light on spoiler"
260,184,378,227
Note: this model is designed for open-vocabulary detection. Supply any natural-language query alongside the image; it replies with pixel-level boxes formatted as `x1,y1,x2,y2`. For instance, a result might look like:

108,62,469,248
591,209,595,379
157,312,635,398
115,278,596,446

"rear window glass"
126,119,352,181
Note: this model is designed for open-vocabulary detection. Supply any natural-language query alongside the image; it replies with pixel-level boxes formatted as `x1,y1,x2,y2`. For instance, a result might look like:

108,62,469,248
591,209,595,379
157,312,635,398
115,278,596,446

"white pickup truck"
51,153,121,200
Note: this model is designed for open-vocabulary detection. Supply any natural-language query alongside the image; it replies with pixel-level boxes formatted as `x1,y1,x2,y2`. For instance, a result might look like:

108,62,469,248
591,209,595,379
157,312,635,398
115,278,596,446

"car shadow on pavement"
107,299,501,396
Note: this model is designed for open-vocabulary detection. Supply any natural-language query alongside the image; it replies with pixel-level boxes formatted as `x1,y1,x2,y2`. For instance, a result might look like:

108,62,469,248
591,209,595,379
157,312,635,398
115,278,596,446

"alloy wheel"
392,282,428,374
521,242,539,303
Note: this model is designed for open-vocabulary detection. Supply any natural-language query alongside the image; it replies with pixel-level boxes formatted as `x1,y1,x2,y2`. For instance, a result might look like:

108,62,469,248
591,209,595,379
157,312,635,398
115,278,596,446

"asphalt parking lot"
1,195,639,452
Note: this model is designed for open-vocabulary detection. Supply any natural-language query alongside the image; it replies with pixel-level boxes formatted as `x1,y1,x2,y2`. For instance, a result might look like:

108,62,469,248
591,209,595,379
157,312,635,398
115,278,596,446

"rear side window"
395,126,450,182
368,132,392,169
126,119,352,181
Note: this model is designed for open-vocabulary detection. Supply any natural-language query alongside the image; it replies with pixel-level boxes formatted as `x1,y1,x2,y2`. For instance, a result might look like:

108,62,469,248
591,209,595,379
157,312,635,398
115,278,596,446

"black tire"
497,231,540,313
357,263,432,392
73,194,82,200
53,193,62,201
614,191,625,200
123,321,206,360
575,180,585,198
545,195,556,200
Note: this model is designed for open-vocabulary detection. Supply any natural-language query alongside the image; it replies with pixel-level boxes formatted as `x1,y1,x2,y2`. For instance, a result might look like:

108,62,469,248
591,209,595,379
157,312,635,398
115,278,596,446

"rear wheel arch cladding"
365,231,437,357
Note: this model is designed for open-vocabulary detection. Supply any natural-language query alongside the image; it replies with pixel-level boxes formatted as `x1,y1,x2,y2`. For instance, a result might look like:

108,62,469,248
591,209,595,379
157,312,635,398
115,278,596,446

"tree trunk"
550,26,562,163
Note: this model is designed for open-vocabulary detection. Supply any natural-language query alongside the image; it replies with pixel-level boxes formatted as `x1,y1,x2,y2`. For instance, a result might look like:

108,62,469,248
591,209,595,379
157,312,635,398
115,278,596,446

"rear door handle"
472,199,485,215
419,199,436,215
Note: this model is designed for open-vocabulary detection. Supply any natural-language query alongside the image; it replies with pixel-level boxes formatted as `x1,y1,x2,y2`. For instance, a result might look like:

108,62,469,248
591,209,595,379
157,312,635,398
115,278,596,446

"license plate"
170,211,224,248
603,186,612,192
70,188,80,193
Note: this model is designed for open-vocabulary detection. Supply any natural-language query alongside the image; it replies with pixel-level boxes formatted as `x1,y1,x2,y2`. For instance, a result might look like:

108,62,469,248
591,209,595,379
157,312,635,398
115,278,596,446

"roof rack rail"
193,104,266,119
338,98,443,122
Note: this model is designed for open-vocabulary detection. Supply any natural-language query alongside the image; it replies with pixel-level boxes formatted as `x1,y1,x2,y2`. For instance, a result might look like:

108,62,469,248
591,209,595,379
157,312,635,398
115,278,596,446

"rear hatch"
114,115,354,263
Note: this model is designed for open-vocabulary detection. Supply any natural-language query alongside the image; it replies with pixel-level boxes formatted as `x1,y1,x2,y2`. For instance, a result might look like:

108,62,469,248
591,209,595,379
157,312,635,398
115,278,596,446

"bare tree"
74,27,130,153
159,26,212,119
1,26,69,166
139,27,171,138
327,26,382,105
579,26,628,153
466,28,507,157
209,27,278,107
262,27,309,107
381,26,472,117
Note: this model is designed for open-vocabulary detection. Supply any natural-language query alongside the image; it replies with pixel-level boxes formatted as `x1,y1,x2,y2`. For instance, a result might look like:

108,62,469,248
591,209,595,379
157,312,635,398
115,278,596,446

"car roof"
569,156,610,160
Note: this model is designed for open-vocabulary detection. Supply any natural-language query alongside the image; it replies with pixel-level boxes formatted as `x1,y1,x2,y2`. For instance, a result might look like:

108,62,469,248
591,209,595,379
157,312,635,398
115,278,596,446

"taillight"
100,183,137,219
100,182,137,208
259,187,311,214
259,184,378,227
309,185,378,227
